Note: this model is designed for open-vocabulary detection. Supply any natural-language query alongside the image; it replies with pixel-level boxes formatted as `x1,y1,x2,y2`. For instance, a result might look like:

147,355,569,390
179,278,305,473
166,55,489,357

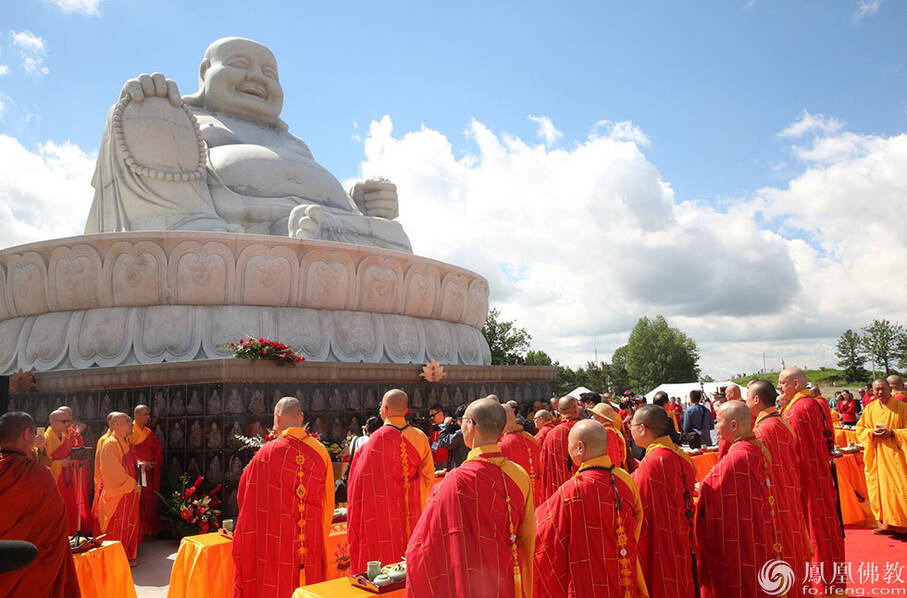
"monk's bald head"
887,375,904,391
534,410,554,425
873,378,892,402
59,406,73,416
779,367,808,399
274,397,303,431
632,404,672,439
380,389,408,418
567,419,609,465
485,394,500,403
716,400,753,442
48,409,71,434
558,396,580,418
109,412,132,437
0,411,35,449
725,385,742,401
134,404,151,427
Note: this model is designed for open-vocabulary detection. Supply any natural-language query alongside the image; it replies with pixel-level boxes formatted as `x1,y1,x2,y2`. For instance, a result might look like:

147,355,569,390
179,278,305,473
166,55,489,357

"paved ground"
132,538,180,598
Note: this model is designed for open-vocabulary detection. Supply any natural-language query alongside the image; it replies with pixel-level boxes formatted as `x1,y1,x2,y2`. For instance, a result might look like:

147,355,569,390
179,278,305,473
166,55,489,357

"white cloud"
0,65,9,76
592,119,650,146
45,0,104,15
527,115,563,147
855,0,882,20
8,30,49,76
778,110,844,139
0,135,95,248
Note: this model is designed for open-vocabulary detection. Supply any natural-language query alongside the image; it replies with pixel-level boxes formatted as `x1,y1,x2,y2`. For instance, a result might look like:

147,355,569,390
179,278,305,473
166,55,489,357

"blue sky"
1,0,906,377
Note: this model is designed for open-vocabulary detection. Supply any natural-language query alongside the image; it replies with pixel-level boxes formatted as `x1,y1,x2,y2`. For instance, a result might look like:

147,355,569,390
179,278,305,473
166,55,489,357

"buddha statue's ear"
199,59,210,84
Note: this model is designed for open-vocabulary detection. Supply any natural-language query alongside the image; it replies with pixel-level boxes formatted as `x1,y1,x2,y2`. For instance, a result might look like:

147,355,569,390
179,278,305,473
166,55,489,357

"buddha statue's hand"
120,72,182,106
350,179,399,220
288,205,324,240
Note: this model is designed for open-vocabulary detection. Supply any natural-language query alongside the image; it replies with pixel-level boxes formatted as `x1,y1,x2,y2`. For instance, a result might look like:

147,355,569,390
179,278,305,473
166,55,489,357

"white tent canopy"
644,381,743,403
567,386,594,399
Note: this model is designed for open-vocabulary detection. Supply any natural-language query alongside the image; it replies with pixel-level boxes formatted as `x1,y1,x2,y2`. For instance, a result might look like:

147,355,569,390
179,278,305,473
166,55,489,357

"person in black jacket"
437,404,468,468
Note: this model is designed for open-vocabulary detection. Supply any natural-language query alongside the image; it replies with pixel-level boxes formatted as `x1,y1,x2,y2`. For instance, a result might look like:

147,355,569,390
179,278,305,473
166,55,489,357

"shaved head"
779,367,808,400
633,404,672,438
873,378,892,402
273,397,303,431
486,394,500,403
381,389,409,417
59,406,73,416
275,397,301,416
748,380,777,407
558,396,580,418
652,391,669,406
725,385,742,401
134,404,150,416
462,398,506,448
0,411,35,446
109,411,132,437
567,420,609,465
887,375,904,391
134,404,151,427
716,400,753,442
534,410,554,424
49,409,67,423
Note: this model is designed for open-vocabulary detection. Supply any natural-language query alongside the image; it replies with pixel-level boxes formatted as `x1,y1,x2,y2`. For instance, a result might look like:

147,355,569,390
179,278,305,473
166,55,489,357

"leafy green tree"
618,315,700,393
861,319,904,376
836,329,868,382
482,307,532,365
524,349,553,366
608,345,631,395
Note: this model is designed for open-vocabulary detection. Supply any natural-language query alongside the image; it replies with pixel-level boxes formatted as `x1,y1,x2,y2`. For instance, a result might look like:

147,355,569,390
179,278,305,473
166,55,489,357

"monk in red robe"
535,419,645,597
95,412,141,563
406,398,534,597
746,380,813,592
590,402,630,469
347,389,434,574
629,405,696,598
888,374,907,403
0,411,80,598
533,411,556,445
538,397,582,501
779,367,845,596
44,409,91,535
127,404,163,538
501,406,542,505
233,397,334,598
695,402,779,598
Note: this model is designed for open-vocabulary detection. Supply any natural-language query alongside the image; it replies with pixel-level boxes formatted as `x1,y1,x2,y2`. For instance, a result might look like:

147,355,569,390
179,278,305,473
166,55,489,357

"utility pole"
762,352,766,374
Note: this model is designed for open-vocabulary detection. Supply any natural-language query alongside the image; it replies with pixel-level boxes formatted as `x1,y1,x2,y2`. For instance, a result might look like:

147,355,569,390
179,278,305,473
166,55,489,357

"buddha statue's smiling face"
199,37,284,126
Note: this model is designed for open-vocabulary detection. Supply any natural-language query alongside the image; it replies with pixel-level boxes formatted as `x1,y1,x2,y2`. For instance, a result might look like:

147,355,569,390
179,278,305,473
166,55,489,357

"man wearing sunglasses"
45,409,90,536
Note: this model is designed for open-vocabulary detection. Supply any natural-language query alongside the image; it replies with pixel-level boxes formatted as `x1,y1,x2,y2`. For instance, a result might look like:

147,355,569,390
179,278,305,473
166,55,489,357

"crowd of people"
1,368,906,597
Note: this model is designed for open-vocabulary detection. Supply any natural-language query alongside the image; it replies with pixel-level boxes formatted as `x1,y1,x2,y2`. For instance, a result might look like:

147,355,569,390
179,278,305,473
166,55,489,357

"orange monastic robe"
632,436,696,598
782,390,845,595
666,410,680,433
347,416,434,574
694,435,776,598
405,444,534,598
535,455,646,598
501,429,542,505
95,433,140,559
753,408,813,584
855,398,907,528
0,448,80,598
893,390,907,403
233,427,334,598
44,428,90,535
538,419,579,502
128,422,163,537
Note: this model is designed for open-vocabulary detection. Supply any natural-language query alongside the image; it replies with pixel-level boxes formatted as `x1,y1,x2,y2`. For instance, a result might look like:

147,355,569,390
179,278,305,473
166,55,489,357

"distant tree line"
836,319,907,381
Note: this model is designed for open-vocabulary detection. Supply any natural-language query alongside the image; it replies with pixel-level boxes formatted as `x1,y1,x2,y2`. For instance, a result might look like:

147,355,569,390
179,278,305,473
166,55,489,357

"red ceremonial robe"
782,390,845,595
500,429,542,505
534,423,556,446
0,449,81,598
695,434,776,598
233,427,334,598
347,417,434,573
128,423,163,537
44,429,90,535
95,433,141,559
534,454,646,598
632,436,696,598
752,408,812,584
405,444,534,598
605,425,628,469
538,419,579,502
893,390,907,403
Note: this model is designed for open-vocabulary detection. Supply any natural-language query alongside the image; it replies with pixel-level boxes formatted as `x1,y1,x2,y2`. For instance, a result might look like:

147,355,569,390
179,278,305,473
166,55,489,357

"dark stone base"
6,359,555,518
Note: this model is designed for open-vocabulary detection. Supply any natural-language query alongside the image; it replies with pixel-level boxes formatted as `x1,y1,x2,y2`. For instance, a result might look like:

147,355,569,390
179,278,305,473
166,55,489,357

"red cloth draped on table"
405,444,534,598
782,390,845,595
500,430,542,505
534,455,646,598
538,419,579,502
44,428,91,535
753,409,813,585
694,435,776,598
128,422,163,537
347,417,434,574
0,449,81,598
233,427,334,598
632,436,696,598
95,433,140,559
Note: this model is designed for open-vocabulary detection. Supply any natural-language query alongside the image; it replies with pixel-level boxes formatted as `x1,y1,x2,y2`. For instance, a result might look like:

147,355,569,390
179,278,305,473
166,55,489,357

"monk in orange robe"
406,398,534,597
590,402,629,468
44,409,90,535
630,405,696,598
779,367,845,595
695,402,780,598
95,412,141,563
128,404,163,538
538,396,582,501
347,389,434,574
533,410,556,445
501,406,542,505
856,378,907,534
233,397,334,598
887,374,907,403
91,413,113,535
0,411,80,598
745,380,813,587
535,419,645,597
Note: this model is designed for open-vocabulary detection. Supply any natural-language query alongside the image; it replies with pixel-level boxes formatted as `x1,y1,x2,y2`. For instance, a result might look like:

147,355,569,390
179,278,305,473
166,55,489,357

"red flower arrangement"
159,474,223,537
225,338,305,365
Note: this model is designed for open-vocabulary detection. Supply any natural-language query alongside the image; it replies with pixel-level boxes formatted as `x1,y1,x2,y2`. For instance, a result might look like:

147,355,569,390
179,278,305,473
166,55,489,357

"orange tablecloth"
167,532,235,598
72,540,137,598
294,578,406,598
691,452,719,482
835,452,875,528
834,427,858,448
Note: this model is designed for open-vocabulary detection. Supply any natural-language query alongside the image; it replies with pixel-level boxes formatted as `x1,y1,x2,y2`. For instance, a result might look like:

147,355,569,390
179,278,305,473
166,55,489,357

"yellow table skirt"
294,578,406,598
72,540,137,598
691,452,719,482
167,532,235,598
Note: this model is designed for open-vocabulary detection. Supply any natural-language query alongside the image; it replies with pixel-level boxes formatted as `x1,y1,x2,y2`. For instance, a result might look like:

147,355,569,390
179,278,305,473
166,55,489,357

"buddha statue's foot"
288,204,323,240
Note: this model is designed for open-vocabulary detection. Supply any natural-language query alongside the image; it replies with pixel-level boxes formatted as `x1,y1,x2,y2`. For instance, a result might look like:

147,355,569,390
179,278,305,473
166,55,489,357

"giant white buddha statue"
86,36,411,253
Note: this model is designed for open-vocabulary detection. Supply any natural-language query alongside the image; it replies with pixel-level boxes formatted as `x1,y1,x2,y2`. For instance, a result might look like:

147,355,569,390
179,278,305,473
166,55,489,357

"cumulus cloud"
527,115,563,147
854,0,883,20
45,0,104,15
592,119,650,146
9,30,49,76
778,110,844,139
0,65,9,76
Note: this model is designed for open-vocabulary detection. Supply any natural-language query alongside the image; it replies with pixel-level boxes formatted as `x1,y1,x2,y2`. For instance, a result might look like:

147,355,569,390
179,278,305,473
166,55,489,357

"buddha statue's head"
184,37,286,130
